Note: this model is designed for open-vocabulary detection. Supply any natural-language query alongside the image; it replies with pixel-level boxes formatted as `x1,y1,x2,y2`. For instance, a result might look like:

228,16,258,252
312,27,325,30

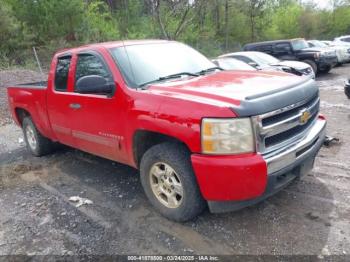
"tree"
153,0,196,40
82,0,119,42
246,0,268,41
6,0,85,43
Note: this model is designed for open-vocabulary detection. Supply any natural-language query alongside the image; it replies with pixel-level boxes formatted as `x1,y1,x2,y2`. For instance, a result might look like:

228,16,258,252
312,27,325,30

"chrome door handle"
69,103,81,109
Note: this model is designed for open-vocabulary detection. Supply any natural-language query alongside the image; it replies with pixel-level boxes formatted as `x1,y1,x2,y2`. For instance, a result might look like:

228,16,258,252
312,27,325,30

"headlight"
201,118,255,154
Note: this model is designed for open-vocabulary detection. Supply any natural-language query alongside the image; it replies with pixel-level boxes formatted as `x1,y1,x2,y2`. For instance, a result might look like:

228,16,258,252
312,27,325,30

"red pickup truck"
7,40,326,221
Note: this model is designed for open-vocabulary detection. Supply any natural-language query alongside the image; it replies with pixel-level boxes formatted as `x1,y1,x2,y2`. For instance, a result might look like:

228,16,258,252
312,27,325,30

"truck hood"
147,70,318,116
300,47,324,53
301,47,336,57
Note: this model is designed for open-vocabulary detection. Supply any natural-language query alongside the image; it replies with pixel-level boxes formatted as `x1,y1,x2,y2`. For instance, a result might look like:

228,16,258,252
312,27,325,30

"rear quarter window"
274,43,292,53
257,45,273,53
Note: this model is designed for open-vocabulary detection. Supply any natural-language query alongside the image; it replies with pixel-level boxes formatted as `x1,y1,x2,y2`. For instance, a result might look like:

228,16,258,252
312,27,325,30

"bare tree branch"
155,0,170,39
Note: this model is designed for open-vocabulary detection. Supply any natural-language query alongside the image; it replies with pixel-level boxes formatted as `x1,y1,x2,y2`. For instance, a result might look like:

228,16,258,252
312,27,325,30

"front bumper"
317,56,338,69
191,117,326,213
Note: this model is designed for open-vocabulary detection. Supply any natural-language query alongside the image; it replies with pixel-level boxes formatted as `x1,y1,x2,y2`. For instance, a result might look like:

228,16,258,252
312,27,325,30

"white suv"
334,35,350,45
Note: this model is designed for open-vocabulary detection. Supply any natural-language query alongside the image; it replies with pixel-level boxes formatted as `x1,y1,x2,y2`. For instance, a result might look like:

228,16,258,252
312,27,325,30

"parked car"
7,40,326,222
345,80,350,99
322,40,350,59
243,38,338,74
308,40,350,64
211,57,256,71
334,35,350,45
322,40,350,49
219,51,315,78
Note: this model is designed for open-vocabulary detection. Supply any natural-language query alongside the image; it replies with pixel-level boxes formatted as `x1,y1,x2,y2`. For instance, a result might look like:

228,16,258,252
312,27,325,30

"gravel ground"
0,66,349,257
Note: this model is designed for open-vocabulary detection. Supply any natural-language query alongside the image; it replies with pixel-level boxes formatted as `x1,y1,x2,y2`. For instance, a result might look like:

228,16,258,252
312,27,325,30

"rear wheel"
140,142,206,222
303,60,317,75
22,117,54,156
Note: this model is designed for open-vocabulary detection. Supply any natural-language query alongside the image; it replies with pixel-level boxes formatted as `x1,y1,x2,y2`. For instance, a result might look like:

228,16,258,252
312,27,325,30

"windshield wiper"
196,66,223,75
139,72,199,88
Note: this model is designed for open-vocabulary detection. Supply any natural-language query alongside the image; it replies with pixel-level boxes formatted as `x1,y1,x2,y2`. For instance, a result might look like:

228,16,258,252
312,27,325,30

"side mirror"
76,75,115,95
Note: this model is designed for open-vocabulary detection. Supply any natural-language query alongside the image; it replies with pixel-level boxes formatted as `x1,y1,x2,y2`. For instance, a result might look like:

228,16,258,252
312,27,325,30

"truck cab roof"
55,39,171,56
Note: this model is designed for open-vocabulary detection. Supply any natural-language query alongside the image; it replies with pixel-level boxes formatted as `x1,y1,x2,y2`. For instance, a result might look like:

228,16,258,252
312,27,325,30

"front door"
68,51,125,162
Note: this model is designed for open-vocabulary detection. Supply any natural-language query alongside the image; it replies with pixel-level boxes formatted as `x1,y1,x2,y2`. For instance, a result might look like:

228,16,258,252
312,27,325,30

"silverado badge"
300,109,311,125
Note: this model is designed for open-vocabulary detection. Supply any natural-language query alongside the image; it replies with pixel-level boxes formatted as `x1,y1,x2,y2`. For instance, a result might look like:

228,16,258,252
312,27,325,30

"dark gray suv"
243,38,338,74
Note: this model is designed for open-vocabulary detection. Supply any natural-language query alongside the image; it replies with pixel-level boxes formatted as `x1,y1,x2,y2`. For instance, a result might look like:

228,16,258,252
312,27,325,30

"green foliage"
332,6,350,35
264,3,303,39
2,0,350,67
81,0,119,42
6,0,85,43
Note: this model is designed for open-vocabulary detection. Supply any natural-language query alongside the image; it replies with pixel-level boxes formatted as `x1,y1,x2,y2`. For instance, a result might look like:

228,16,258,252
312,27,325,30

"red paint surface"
7,40,308,201
191,153,268,201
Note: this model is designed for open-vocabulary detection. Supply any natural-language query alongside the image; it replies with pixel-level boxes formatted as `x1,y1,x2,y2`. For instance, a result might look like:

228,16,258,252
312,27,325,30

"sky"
315,0,331,9
302,0,332,9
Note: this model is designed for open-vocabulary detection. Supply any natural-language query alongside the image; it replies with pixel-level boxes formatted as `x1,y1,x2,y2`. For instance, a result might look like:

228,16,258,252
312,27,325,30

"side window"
55,56,71,91
257,45,273,53
75,53,112,85
233,56,254,64
343,37,350,43
274,43,292,54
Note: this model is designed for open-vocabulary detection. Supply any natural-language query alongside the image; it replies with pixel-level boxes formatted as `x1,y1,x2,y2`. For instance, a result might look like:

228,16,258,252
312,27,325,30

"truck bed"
7,81,52,139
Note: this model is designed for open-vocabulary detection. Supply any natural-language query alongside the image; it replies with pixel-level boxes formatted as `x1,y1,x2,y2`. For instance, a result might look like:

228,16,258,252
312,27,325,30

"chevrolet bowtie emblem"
300,109,311,125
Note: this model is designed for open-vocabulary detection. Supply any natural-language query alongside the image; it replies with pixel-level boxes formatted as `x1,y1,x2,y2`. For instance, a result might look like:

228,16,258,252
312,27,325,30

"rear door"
273,43,297,60
47,54,76,146
257,44,273,55
68,51,126,161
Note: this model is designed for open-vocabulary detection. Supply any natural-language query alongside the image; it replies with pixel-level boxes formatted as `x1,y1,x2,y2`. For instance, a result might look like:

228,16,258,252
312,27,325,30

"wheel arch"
14,107,31,126
132,130,191,168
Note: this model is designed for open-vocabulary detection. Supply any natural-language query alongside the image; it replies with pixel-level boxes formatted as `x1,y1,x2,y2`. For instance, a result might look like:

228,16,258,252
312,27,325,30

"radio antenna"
122,39,138,90
32,46,44,78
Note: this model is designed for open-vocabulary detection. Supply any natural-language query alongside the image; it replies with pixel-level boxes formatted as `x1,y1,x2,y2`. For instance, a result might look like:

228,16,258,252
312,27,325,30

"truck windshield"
251,52,280,65
291,40,309,51
110,42,215,88
310,41,328,48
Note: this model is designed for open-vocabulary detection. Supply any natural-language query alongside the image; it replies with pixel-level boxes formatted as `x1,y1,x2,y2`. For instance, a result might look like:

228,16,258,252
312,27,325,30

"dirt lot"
0,67,349,257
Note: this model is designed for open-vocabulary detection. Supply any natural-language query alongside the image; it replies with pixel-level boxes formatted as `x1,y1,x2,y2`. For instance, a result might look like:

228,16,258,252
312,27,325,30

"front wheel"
140,142,206,222
345,81,350,99
319,66,332,74
22,117,54,156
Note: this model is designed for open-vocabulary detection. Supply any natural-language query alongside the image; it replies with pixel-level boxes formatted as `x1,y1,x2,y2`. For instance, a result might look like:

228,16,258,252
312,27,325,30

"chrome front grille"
252,95,320,154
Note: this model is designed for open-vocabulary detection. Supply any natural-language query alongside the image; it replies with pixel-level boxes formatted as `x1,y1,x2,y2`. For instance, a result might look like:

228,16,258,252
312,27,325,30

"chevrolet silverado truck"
7,40,326,222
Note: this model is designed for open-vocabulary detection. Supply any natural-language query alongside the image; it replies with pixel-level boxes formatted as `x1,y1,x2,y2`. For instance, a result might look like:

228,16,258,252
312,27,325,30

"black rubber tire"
345,81,350,99
140,142,206,222
22,117,54,156
319,66,332,74
303,60,318,75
